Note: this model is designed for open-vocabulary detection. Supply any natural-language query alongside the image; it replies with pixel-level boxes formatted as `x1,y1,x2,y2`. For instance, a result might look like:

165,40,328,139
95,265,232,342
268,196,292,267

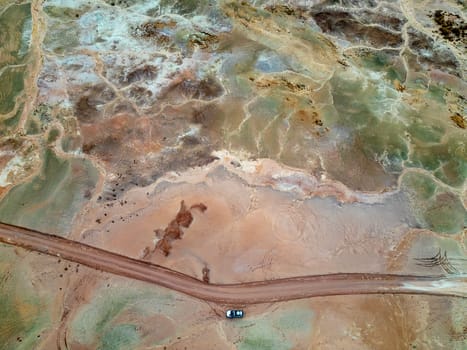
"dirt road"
0,222,465,304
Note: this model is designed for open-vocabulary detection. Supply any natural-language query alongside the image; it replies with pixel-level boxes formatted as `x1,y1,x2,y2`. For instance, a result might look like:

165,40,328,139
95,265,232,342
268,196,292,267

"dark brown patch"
133,20,177,46
155,237,172,256
431,10,466,44
407,28,460,77
168,77,224,101
394,79,406,92
135,19,177,37
82,142,96,153
74,84,116,123
82,135,121,162
75,96,98,123
190,203,207,212
153,200,207,256
125,65,158,84
291,109,325,133
175,201,194,228
187,31,219,50
312,11,403,48
265,4,296,16
202,266,210,283
127,85,153,104
181,135,201,146
150,145,219,181
254,76,310,94
450,113,465,129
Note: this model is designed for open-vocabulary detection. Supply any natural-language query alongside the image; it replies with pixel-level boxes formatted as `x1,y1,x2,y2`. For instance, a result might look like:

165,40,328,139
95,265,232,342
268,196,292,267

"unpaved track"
0,222,465,304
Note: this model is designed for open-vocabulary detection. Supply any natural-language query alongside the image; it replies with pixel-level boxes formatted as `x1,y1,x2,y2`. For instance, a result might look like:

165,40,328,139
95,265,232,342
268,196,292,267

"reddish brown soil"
153,200,207,256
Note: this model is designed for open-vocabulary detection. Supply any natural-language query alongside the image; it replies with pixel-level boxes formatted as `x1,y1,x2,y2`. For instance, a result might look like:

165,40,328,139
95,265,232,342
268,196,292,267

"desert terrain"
0,0,466,349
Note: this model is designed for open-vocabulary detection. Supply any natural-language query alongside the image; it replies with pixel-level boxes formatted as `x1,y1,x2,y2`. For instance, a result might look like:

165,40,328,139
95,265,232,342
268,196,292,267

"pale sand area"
73,154,437,284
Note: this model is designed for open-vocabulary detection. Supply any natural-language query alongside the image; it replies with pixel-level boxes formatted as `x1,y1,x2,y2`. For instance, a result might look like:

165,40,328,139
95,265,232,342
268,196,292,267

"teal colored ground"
70,281,179,349
235,307,314,350
0,2,31,115
0,246,50,350
0,149,98,235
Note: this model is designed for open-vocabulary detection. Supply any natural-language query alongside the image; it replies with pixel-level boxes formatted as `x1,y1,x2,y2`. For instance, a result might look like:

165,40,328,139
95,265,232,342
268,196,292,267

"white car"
226,309,244,319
